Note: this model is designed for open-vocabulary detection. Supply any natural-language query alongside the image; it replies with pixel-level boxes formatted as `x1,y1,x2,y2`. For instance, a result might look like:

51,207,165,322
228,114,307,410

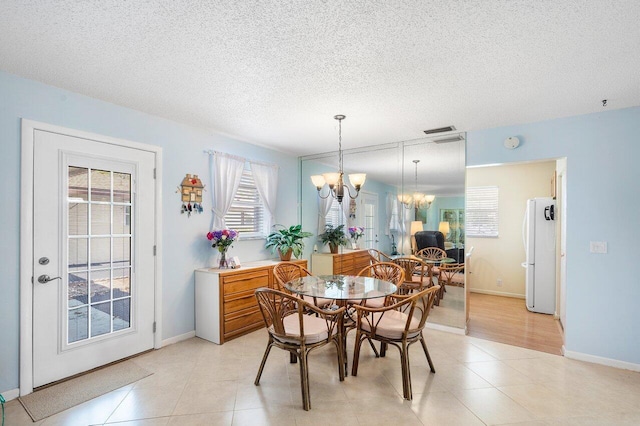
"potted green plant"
265,224,313,261
318,224,349,254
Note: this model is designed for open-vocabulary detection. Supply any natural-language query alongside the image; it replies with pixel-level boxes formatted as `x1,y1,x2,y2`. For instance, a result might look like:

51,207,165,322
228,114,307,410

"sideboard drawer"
195,259,307,344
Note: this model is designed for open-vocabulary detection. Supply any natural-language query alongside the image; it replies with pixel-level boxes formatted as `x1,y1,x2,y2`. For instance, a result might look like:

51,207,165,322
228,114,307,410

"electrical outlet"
590,241,607,254
497,278,503,287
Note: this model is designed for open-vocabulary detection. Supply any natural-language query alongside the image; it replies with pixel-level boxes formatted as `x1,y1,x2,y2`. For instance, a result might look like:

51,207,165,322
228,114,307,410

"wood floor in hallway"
467,292,564,355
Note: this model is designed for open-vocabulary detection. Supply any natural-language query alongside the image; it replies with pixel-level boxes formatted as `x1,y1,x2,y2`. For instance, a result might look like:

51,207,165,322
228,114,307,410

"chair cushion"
302,295,333,308
363,291,387,308
361,310,421,340
270,314,336,344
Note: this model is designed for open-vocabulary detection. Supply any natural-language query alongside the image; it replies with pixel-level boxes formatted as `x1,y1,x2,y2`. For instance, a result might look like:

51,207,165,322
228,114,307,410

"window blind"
466,186,499,237
224,168,265,236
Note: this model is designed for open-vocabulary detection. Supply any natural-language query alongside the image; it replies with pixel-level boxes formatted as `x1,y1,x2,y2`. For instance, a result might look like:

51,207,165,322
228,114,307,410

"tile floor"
5,329,640,425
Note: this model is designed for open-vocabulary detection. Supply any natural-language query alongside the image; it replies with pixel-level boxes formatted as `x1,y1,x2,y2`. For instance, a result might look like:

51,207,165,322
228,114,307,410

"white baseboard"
564,349,640,372
470,288,525,299
425,322,466,335
0,388,20,401
161,330,196,347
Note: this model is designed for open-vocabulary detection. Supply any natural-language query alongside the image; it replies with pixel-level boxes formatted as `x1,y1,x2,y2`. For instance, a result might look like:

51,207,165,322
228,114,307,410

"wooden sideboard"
311,249,371,275
195,259,307,344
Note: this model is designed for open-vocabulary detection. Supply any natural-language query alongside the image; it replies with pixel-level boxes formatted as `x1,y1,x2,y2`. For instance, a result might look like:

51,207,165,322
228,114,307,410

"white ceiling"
2,1,639,156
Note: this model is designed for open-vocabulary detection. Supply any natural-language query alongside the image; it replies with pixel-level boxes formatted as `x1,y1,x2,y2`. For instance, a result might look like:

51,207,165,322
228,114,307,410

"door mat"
18,360,152,422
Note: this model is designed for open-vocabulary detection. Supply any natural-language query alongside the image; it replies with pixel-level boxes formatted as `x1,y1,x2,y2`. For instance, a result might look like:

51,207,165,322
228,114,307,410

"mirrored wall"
299,135,466,329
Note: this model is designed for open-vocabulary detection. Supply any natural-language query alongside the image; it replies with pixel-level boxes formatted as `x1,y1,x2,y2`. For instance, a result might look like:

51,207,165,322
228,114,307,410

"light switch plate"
590,241,607,254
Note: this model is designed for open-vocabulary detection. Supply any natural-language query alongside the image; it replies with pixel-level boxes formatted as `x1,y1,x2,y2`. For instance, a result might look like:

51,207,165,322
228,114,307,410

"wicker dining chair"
392,257,429,294
351,286,440,400
254,287,345,411
435,262,465,305
356,262,405,308
273,261,333,309
415,246,448,279
367,248,393,264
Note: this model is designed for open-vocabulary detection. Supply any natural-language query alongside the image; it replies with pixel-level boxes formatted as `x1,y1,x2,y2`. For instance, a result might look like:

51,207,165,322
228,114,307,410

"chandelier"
399,159,435,210
310,115,366,203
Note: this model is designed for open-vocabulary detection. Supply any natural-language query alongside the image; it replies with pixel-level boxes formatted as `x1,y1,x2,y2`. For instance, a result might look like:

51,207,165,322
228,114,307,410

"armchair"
254,287,345,410
351,286,440,400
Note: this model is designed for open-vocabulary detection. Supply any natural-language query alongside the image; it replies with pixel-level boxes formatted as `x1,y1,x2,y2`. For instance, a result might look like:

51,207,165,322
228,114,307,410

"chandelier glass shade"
310,115,366,203
399,159,435,210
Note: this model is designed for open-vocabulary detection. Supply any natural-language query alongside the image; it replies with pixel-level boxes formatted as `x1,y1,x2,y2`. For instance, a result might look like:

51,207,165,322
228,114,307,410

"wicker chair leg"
254,341,273,385
400,341,413,400
380,342,387,357
367,337,380,357
420,334,436,373
351,332,365,376
299,350,311,411
335,334,345,381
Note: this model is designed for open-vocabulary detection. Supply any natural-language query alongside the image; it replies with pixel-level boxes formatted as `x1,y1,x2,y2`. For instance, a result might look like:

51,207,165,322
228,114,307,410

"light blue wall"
467,106,640,365
0,71,299,392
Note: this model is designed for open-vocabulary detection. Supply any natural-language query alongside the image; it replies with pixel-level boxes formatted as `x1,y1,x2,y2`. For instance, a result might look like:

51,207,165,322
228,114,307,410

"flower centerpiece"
207,229,239,269
348,226,365,249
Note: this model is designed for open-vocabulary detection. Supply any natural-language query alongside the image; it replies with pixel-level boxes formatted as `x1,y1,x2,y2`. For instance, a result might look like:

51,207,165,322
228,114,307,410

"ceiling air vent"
433,135,465,144
423,125,456,135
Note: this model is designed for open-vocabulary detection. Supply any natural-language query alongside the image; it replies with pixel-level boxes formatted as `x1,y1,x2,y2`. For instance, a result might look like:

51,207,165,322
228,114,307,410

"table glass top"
284,275,397,300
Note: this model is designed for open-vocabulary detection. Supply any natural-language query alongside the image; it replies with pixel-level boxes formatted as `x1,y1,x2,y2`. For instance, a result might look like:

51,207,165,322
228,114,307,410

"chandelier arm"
316,186,332,199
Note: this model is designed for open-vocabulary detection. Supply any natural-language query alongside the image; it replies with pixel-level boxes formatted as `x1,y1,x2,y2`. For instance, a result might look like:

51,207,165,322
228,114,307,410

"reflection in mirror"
300,136,466,329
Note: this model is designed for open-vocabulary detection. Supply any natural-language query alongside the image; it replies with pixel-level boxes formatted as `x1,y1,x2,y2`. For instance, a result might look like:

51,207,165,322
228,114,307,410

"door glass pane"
113,299,131,331
90,270,111,303
113,237,131,267
69,167,88,201
91,169,111,202
68,306,88,343
69,272,88,306
113,172,131,203
67,164,135,344
69,203,88,235
91,302,111,337
113,268,130,298
91,204,111,235
69,238,88,271
90,238,111,269
113,206,130,234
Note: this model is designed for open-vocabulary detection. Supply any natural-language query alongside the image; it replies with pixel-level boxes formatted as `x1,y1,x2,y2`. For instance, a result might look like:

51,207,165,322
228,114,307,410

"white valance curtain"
340,198,352,228
317,196,333,235
385,192,394,236
250,161,279,230
209,151,246,229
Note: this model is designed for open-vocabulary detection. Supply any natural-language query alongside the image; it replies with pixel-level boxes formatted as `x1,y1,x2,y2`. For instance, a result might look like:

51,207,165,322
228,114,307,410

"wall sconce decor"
177,174,205,216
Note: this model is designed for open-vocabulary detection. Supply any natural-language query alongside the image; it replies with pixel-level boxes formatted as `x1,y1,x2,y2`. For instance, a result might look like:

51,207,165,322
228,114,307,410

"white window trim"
224,166,268,238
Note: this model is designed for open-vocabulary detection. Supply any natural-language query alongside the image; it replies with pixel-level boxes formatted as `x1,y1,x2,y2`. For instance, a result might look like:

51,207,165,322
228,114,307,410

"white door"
360,192,378,249
32,129,156,387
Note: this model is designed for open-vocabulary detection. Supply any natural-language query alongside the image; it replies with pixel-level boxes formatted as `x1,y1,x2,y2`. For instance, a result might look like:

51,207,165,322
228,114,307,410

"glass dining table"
284,274,397,374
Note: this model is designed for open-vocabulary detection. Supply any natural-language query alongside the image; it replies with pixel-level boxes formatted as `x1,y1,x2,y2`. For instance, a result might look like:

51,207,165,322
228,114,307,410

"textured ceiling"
1,1,639,156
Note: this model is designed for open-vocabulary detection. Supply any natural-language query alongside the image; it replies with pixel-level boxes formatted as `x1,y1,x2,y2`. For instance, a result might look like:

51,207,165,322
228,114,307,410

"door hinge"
153,322,157,333
153,168,156,179
153,245,157,256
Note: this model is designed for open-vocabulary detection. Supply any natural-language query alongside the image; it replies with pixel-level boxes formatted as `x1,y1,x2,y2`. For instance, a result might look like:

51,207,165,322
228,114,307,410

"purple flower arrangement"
206,229,239,253
348,226,365,241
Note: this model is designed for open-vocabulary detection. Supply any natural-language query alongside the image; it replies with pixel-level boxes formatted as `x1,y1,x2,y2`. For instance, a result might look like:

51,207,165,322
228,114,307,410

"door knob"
37,275,61,284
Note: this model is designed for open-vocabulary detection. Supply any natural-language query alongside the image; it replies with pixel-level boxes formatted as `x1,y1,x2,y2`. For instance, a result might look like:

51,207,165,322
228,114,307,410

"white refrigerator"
522,197,556,314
